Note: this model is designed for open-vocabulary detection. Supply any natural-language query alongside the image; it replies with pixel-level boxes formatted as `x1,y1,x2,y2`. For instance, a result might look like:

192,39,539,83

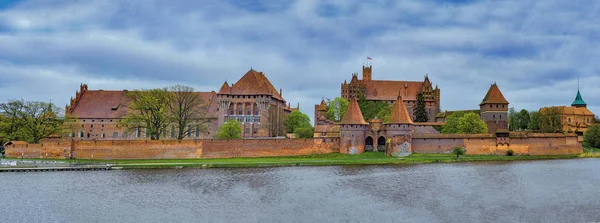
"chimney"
280,88,282,97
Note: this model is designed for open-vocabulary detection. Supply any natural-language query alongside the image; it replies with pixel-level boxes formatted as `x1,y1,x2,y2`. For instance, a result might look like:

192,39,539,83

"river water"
1,159,600,223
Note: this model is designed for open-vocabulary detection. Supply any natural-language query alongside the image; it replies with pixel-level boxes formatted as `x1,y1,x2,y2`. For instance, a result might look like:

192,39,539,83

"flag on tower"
367,56,372,60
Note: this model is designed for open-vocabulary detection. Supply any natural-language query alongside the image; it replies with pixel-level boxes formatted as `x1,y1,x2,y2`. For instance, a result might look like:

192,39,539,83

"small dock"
0,165,113,172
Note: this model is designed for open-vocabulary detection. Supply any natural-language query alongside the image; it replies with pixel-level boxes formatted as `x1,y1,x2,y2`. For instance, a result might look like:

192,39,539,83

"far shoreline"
3,151,599,170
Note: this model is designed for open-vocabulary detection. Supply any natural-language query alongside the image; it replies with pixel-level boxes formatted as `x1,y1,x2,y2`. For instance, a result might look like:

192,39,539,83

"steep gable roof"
339,97,367,125
226,69,284,101
480,83,509,105
386,93,413,125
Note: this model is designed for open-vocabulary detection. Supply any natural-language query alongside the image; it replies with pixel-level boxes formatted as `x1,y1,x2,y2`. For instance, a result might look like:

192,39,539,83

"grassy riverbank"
4,152,591,169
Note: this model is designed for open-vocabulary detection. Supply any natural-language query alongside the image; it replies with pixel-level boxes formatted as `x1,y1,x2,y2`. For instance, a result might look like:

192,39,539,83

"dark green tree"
358,94,391,122
528,111,541,131
518,109,530,131
215,119,242,139
284,110,311,133
584,124,600,148
441,111,465,134
508,107,519,131
414,93,428,122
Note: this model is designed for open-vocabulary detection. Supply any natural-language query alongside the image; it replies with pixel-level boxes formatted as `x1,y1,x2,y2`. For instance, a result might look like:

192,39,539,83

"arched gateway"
377,136,386,152
365,136,374,151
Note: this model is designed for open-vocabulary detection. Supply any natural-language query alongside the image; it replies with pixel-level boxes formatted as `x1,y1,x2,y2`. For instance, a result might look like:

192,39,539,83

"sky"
0,0,599,122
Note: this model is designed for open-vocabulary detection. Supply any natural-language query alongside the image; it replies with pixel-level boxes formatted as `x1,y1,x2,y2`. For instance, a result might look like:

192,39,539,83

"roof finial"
578,77,580,90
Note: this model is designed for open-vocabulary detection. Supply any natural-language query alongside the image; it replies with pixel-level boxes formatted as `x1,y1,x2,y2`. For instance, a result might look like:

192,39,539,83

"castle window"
196,126,200,137
123,132,128,139
490,105,492,108
568,118,571,123
91,124,94,128
113,132,118,138
493,115,496,119
496,105,498,108
587,118,590,123
245,128,250,134
110,120,113,122
81,124,84,128
83,120,86,122
87,133,90,138
101,133,105,138
102,124,104,128
101,120,104,122
254,128,258,134
92,120,95,122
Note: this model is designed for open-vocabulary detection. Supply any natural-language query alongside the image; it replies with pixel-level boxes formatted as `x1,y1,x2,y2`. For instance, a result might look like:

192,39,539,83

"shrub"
506,150,514,156
584,124,600,148
452,146,466,158
294,127,314,139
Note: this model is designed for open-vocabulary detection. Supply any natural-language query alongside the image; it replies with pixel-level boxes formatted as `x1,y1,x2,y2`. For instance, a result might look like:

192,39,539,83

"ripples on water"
1,159,600,222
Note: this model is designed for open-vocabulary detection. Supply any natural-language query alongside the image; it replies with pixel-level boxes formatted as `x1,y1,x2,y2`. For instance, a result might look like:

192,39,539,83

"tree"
0,100,63,144
358,95,391,122
294,127,314,138
414,93,428,122
508,107,519,131
167,85,208,140
441,111,464,134
540,107,563,133
215,119,242,139
327,97,349,122
442,111,487,134
518,109,530,131
584,124,600,148
528,111,541,131
0,100,27,142
120,88,171,140
457,113,488,134
452,146,466,158
284,110,311,133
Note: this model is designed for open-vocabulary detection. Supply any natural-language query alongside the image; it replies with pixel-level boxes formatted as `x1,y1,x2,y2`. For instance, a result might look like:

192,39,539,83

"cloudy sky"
1,0,598,122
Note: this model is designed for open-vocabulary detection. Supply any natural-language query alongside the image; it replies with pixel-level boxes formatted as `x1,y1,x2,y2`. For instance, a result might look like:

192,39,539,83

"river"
1,159,600,222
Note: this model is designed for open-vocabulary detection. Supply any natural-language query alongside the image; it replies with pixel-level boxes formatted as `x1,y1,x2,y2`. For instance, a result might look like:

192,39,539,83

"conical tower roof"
480,83,509,105
217,81,230,94
318,99,327,111
572,89,587,107
339,97,367,125
386,93,413,125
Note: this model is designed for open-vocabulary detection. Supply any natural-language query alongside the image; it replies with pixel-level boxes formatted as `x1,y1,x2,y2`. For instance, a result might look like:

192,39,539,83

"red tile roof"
217,81,230,94
364,80,428,101
339,97,368,125
70,90,217,119
70,90,130,119
223,69,284,101
480,83,509,105
386,93,413,125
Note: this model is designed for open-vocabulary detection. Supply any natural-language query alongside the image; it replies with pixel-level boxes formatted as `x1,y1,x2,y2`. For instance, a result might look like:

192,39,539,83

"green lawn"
3,152,584,169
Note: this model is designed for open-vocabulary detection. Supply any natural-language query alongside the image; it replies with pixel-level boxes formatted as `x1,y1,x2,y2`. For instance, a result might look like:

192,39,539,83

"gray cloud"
0,0,598,123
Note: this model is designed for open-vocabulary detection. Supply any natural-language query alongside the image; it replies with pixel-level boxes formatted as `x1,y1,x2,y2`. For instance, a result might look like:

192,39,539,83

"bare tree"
167,85,208,140
120,88,171,140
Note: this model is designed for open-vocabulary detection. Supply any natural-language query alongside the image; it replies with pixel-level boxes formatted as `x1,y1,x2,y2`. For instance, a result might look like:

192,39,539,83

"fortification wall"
73,140,202,160
4,138,338,160
5,142,72,159
412,133,582,155
201,138,337,158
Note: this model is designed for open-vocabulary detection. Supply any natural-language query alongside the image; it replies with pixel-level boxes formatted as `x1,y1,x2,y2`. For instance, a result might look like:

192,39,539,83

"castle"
65,69,296,140
340,65,440,122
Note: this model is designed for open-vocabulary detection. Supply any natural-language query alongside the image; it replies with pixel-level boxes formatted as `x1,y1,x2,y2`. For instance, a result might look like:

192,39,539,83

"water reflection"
1,159,600,222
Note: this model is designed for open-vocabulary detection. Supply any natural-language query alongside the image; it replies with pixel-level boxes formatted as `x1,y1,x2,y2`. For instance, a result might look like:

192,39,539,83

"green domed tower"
571,88,587,108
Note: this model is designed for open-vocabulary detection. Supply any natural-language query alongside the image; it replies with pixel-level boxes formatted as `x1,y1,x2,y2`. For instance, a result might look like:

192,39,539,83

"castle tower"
571,88,587,108
339,97,368,154
314,98,328,125
385,93,414,135
479,83,509,133
362,65,372,81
